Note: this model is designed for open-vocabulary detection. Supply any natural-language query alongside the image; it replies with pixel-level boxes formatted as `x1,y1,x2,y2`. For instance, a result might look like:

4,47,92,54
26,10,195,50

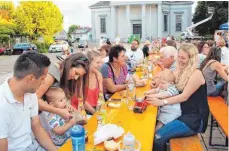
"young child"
44,87,80,146
145,69,181,131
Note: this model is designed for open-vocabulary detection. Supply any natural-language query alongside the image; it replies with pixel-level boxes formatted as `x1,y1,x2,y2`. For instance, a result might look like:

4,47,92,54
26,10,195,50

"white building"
54,30,68,40
71,27,92,41
89,1,193,42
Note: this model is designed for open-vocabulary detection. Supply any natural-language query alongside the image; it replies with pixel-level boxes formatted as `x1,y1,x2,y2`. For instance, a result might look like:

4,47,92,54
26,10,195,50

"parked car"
49,41,69,53
13,43,36,54
0,47,13,56
0,47,6,55
78,40,88,48
31,44,38,52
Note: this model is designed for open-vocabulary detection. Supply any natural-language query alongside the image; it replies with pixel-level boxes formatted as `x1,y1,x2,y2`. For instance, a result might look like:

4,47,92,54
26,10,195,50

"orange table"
59,68,161,151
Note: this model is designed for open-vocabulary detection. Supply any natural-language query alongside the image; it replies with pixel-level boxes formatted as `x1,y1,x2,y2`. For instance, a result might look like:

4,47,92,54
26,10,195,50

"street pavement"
0,52,61,84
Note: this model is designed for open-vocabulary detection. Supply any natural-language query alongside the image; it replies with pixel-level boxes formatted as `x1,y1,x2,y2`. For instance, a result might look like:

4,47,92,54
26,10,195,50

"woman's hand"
145,95,164,106
58,108,72,120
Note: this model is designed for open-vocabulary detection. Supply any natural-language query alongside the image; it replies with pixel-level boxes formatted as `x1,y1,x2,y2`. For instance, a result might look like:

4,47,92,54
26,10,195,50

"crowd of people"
0,34,228,151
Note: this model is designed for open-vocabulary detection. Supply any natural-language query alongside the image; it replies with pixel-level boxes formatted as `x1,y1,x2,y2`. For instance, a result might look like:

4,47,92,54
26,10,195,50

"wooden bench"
170,135,204,151
208,96,228,146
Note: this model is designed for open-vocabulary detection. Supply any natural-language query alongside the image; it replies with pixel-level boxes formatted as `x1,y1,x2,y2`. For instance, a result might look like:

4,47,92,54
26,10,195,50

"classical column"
157,4,162,38
91,11,96,41
126,5,131,36
111,6,116,42
142,4,146,41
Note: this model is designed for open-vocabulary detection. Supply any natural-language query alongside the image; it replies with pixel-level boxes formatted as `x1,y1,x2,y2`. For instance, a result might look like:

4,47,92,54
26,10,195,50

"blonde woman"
84,50,103,115
146,43,209,151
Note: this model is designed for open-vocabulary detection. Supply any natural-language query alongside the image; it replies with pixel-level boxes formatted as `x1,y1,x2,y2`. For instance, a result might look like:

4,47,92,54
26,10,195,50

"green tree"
0,22,16,46
68,25,79,38
14,1,63,40
192,1,228,36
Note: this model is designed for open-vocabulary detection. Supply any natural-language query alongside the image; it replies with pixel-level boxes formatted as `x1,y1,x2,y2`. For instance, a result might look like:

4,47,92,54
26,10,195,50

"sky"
13,0,198,32
53,1,98,31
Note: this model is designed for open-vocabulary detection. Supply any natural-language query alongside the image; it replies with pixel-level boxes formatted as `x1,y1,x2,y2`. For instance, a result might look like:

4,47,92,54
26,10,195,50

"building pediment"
89,1,193,9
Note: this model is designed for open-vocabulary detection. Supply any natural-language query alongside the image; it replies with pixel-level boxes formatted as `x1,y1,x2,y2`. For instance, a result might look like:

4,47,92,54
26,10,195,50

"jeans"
153,120,196,151
208,80,225,96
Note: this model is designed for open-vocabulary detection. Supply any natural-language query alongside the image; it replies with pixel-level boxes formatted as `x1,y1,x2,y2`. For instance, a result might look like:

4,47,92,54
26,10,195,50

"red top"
85,86,99,107
70,79,99,109
71,94,78,109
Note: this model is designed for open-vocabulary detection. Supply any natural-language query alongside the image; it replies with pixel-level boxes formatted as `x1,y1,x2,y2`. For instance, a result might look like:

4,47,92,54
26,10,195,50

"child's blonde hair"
160,69,175,84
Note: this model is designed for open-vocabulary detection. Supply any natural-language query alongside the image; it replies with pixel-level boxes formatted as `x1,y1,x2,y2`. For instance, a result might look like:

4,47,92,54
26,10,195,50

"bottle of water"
71,125,85,151
96,91,107,127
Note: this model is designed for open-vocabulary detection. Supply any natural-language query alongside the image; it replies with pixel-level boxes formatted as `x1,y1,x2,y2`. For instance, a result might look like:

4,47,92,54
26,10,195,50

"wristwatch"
162,99,168,105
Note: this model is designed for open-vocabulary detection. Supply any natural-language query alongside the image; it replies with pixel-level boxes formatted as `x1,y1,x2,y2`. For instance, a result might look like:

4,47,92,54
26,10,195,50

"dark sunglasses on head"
78,57,89,61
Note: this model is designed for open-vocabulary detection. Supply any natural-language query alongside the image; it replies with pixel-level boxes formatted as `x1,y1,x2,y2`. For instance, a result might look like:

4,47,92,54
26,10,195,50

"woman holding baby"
36,53,90,119
146,43,209,151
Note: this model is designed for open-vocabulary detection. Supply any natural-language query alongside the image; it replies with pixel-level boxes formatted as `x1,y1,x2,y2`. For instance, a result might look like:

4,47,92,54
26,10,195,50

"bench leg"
209,115,214,146
209,115,228,147
226,137,228,146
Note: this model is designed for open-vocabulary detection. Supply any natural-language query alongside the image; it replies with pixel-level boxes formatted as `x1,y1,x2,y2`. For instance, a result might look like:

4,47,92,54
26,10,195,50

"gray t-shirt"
48,63,61,88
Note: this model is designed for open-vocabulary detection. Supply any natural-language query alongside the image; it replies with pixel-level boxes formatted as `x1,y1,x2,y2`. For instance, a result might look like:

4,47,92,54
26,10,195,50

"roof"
89,1,110,9
71,28,91,35
162,1,194,5
89,1,193,9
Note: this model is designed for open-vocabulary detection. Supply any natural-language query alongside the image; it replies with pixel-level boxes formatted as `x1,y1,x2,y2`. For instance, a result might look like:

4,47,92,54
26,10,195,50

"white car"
49,41,69,53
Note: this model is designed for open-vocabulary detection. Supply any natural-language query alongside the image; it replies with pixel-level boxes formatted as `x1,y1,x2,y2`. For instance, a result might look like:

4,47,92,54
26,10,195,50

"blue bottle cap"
71,125,85,137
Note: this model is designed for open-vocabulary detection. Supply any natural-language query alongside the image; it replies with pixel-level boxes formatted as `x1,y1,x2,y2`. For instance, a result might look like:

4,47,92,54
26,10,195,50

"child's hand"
67,105,76,114
150,81,157,88
69,118,77,126
59,108,72,120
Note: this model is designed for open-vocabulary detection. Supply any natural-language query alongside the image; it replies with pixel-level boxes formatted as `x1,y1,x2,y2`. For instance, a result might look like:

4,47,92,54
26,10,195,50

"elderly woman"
100,45,128,100
146,43,209,151
36,53,90,119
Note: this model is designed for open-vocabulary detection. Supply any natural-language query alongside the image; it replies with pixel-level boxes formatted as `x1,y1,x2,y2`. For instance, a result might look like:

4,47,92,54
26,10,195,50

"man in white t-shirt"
0,52,57,151
126,39,144,71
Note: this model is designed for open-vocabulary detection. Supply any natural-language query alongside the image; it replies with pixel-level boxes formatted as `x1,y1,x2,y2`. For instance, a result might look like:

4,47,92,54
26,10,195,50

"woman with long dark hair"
200,47,228,96
36,53,90,119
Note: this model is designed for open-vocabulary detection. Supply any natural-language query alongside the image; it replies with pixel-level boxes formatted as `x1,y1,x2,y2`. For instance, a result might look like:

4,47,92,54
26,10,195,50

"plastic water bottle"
71,125,85,151
123,132,135,151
